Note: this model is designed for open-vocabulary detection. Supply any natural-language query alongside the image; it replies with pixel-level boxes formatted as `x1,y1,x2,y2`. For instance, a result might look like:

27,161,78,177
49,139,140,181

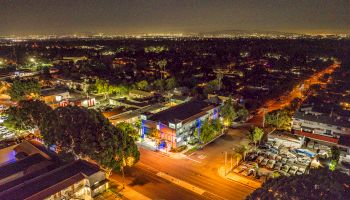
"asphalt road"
112,128,254,200
248,61,340,126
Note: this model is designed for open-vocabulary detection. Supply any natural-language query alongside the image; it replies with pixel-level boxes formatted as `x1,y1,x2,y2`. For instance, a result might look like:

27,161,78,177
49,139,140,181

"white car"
287,158,296,164
256,156,265,163
296,167,306,175
274,162,283,170
276,155,282,161
281,157,288,164
281,165,290,173
261,158,269,166
289,166,298,175
267,160,276,169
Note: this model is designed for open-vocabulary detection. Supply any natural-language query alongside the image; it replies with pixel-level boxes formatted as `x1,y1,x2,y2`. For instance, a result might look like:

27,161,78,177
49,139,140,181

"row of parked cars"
233,162,267,181
234,142,312,180
0,126,15,140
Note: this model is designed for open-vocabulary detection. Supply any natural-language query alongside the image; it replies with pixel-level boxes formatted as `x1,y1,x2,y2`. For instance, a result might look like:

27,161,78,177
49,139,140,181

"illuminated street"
1,2,350,199
249,61,340,126
112,128,254,200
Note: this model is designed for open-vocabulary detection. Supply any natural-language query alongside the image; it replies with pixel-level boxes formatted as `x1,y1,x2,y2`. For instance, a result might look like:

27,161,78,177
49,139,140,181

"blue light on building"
213,107,219,119
141,119,145,139
196,118,201,137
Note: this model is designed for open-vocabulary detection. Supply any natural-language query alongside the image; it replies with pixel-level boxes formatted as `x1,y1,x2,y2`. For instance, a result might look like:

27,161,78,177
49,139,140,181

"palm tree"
237,145,251,161
157,59,167,80
233,152,243,166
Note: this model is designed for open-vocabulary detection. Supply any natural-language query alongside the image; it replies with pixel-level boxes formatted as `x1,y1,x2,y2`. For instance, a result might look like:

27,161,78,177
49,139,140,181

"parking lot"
0,115,16,141
232,140,314,182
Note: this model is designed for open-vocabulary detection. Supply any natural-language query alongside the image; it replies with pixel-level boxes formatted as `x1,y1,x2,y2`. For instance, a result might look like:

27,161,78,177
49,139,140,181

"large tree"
8,78,40,101
40,106,139,171
4,100,52,131
250,127,264,146
5,101,139,172
135,80,149,91
199,120,216,143
247,168,350,200
237,106,249,122
265,109,291,130
220,97,237,126
115,122,140,142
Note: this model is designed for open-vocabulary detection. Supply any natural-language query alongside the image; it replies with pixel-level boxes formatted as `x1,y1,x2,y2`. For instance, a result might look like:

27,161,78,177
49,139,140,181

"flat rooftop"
149,100,216,125
0,160,100,200
41,88,69,97
0,153,47,180
294,111,350,128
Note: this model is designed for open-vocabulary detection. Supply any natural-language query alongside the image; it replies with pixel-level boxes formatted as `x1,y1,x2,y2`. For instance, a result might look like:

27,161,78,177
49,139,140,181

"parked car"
256,156,265,163
269,148,279,154
269,153,278,160
259,144,271,150
281,157,288,164
274,162,283,170
296,167,306,175
289,166,298,175
276,155,282,161
279,170,290,177
242,168,254,176
261,158,269,166
267,160,276,169
247,168,255,176
233,165,247,173
281,165,290,173
287,158,296,164
247,153,258,161
258,150,267,156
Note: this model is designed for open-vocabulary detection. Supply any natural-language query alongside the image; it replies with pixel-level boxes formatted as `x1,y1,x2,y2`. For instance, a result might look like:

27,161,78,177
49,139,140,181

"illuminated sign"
169,123,175,129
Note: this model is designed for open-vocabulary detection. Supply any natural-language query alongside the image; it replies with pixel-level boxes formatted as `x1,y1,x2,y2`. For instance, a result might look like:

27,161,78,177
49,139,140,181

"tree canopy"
4,101,139,171
265,109,292,130
4,100,52,131
40,106,139,171
247,168,350,200
134,80,149,91
250,127,264,146
199,119,222,143
220,97,237,126
93,78,129,97
237,106,249,121
115,122,140,142
8,78,40,101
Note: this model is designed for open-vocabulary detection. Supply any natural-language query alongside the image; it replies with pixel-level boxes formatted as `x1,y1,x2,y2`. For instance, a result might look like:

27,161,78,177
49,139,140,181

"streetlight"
29,58,36,63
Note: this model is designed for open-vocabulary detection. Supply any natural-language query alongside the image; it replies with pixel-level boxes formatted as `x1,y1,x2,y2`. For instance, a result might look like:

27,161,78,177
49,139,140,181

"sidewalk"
108,180,152,200
120,186,152,200
218,166,262,189
137,139,187,159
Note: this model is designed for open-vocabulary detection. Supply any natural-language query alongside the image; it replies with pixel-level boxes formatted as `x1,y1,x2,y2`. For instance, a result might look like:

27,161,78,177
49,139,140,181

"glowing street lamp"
29,58,36,63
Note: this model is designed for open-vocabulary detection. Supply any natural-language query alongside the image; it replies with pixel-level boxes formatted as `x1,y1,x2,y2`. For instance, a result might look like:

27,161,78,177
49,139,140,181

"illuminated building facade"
141,100,219,149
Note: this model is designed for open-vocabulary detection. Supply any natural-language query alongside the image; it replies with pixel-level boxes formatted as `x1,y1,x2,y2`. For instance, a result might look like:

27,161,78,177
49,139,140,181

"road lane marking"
121,186,152,200
156,172,206,195
139,162,228,200
185,156,202,163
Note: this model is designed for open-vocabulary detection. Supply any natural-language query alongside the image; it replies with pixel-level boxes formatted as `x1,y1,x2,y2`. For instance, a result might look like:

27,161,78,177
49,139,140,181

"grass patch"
184,146,199,155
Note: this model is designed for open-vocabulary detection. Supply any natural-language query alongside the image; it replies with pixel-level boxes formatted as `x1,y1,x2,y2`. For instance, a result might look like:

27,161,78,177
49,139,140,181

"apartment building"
141,100,219,149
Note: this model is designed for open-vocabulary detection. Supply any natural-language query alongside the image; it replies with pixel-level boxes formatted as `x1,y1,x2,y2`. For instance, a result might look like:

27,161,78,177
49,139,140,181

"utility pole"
262,108,267,128
224,151,227,176
230,153,233,172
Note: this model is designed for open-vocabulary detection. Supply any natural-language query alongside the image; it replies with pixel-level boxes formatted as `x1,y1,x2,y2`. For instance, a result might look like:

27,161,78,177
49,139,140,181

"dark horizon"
1,0,349,36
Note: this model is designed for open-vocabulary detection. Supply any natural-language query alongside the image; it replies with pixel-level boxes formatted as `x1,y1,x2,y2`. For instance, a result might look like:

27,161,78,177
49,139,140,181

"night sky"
0,0,349,36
